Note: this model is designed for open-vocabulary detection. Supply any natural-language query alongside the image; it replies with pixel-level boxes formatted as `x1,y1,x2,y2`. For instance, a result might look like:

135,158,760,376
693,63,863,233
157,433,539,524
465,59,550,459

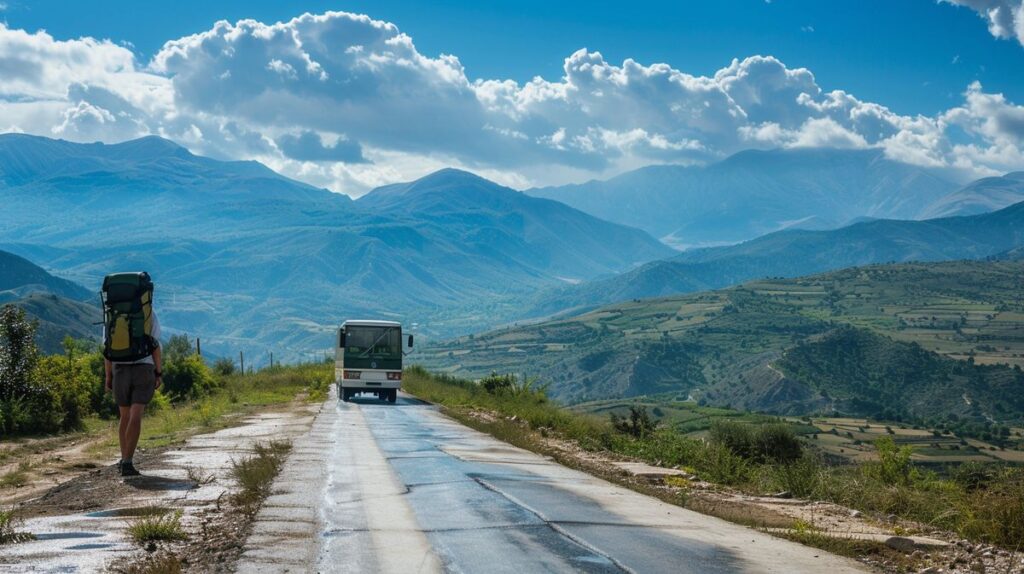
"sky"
1,0,1023,194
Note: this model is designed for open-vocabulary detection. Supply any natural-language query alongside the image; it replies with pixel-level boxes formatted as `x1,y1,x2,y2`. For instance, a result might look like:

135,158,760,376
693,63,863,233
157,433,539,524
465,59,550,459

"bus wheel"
342,389,351,402
388,390,397,403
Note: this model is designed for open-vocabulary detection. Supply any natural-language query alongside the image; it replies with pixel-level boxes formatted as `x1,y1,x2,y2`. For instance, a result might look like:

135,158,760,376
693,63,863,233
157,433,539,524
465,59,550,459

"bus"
336,320,413,403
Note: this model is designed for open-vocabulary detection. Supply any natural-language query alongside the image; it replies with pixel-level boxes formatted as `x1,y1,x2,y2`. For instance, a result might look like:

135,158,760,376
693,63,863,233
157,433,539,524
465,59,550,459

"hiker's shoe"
120,461,141,477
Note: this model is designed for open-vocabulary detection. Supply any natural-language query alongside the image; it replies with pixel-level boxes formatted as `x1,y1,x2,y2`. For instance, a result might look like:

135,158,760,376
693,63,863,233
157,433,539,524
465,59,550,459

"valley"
417,259,1024,425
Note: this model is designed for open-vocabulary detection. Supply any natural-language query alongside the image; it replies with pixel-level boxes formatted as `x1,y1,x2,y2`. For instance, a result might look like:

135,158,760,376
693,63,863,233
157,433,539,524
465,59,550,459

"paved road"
315,394,870,574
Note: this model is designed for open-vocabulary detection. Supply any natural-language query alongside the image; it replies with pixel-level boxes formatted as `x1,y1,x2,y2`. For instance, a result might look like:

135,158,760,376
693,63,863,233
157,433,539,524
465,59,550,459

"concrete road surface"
308,393,870,574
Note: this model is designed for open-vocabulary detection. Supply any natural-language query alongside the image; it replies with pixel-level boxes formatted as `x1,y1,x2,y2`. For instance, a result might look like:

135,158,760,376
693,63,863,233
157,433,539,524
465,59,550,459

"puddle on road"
85,506,171,518
34,531,105,540
67,543,114,550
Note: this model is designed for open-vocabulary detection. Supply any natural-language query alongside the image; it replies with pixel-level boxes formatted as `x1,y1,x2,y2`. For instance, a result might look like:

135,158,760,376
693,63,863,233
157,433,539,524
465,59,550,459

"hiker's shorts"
112,363,157,407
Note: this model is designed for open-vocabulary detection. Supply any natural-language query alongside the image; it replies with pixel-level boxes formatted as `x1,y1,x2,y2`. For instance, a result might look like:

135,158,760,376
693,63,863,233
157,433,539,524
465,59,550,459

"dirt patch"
0,431,115,507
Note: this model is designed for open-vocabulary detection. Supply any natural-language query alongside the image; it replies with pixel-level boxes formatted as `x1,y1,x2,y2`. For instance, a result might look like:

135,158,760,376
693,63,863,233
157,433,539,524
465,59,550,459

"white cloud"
0,11,1022,194
941,0,1024,46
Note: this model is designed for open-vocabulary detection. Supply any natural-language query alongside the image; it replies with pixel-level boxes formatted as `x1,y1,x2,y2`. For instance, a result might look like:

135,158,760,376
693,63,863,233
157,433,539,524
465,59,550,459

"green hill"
0,249,99,353
416,260,1024,425
526,199,1024,318
0,249,90,301
6,292,100,353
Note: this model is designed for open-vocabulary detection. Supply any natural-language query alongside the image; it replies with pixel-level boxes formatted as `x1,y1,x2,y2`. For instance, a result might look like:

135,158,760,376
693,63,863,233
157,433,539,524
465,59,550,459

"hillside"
525,200,1024,318
530,147,959,247
0,249,99,353
416,260,1024,425
0,249,90,301
357,168,672,280
920,172,1024,219
6,292,101,353
0,135,670,358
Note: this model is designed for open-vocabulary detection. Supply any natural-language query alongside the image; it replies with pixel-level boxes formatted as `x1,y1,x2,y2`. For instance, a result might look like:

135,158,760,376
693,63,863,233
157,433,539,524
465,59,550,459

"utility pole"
196,337,201,356
269,351,274,369
239,351,245,375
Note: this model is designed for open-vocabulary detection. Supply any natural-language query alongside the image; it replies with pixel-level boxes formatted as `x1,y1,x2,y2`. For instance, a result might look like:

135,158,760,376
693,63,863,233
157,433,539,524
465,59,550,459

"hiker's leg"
124,403,146,461
118,406,131,460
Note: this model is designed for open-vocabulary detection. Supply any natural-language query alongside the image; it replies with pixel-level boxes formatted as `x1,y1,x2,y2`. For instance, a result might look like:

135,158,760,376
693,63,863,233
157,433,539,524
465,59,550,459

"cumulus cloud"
942,0,1024,46
0,11,1022,193
276,130,368,163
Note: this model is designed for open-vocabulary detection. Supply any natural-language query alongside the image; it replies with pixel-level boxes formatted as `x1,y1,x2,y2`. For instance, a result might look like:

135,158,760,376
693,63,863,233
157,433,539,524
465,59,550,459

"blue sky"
0,0,1022,193
4,0,1021,116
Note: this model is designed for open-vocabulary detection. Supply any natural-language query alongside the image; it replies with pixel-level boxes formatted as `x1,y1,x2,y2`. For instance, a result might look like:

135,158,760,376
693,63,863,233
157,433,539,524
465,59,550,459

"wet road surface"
316,394,870,573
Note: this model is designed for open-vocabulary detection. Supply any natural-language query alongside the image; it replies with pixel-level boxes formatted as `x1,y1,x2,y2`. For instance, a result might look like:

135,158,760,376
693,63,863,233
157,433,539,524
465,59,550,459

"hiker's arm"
152,346,162,390
104,359,112,391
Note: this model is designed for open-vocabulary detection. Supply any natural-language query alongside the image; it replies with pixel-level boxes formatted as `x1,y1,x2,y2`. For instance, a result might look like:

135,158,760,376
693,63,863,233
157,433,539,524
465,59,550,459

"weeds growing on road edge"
230,439,293,509
403,366,1024,551
126,508,187,543
0,508,34,544
115,553,184,574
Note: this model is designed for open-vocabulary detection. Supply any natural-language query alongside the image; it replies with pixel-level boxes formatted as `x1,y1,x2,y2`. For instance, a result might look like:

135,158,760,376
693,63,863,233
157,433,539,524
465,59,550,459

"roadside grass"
86,363,330,459
404,366,1024,550
0,508,34,544
0,461,32,489
126,508,187,543
229,440,292,509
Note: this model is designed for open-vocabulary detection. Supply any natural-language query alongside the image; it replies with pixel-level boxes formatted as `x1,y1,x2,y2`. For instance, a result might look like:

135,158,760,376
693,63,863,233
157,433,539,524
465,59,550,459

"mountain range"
0,134,670,359
530,147,989,247
524,198,1024,318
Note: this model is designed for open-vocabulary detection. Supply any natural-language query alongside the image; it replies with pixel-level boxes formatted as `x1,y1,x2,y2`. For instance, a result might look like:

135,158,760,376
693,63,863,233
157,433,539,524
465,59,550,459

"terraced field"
416,260,1024,426
568,399,1024,466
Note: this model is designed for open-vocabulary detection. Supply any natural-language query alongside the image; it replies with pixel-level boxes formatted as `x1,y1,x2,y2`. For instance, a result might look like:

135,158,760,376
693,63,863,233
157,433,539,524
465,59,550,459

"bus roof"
342,320,402,328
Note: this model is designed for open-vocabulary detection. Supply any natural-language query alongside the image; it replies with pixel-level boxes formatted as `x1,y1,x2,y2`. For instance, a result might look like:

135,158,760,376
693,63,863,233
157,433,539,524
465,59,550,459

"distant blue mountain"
530,147,960,247
525,199,1024,317
920,172,1024,219
0,135,670,358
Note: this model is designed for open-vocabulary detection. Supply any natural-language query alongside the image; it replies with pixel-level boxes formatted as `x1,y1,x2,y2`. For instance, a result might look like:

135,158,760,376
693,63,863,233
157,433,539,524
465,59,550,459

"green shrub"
212,357,236,377
863,436,915,486
709,420,802,463
757,456,825,498
146,389,172,414
162,354,217,400
479,372,514,394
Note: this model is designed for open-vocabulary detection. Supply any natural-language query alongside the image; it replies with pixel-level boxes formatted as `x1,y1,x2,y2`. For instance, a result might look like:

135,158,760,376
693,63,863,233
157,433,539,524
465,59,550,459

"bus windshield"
345,326,402,360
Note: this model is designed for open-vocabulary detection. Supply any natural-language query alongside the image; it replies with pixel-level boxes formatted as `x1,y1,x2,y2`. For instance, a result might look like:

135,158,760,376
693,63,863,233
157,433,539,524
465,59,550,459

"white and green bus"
336,320,413,403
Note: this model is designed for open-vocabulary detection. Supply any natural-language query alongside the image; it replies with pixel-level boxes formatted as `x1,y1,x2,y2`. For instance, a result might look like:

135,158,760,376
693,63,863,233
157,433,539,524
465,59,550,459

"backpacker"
102,272,157,362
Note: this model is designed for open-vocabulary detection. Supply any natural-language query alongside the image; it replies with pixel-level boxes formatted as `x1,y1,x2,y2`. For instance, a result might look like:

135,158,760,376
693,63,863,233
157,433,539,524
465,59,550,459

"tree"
611,406,658,438
0,305,58,434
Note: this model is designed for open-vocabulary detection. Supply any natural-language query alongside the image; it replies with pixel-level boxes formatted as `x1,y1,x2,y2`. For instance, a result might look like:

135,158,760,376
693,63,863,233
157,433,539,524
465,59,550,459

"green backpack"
102,272,157,362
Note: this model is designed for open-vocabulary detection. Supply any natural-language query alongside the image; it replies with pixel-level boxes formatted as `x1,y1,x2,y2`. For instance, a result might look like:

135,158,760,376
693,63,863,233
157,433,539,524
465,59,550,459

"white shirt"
104,311,161,365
